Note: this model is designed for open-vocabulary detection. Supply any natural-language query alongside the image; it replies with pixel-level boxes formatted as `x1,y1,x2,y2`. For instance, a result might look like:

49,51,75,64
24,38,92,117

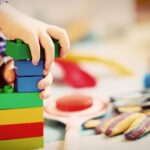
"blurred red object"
56,94,93,112
55,59,96,88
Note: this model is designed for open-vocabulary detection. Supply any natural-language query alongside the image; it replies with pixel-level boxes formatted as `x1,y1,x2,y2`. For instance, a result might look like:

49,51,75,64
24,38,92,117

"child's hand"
38,71,53,99
0,3,70,99
0,3,70,75
3,60,53,99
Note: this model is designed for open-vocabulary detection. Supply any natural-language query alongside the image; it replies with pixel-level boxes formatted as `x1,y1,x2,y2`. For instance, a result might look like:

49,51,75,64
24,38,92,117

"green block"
3,85,14,93
0,85,14,94
6,39,60,60
0,92,43,110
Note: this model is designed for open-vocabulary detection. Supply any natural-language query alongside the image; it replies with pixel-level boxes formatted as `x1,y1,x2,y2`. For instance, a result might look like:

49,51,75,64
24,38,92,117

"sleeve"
0,36,6,55
0,36,12,67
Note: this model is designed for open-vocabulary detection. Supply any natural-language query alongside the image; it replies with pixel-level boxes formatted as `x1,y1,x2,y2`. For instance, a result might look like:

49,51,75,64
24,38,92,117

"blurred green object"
0,84,42,109
0,92,43,110
6,39,60,60
0,85,14,94
3,85,14,94
0,88,3,93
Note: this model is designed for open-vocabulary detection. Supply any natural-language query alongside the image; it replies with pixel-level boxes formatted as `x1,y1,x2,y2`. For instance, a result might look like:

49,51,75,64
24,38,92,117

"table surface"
43,39,150,150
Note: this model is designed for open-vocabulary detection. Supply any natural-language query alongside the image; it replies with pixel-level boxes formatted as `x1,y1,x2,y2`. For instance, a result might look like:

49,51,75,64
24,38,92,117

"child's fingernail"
32,60,38,65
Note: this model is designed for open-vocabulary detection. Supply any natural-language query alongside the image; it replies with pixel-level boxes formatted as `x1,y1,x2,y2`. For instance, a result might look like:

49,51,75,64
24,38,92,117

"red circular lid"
56,94,93,112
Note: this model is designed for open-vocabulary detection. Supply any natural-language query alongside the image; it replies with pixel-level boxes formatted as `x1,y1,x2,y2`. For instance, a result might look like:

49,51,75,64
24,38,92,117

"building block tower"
0,39,60,149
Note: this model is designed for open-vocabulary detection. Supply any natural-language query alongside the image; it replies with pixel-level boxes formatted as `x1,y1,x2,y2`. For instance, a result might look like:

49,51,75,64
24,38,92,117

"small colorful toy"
44,93,109,150
6,39,60,60
104,112,144,136
56,94,93,111
55,59,96,88
124,115,150,140
0,39,60,149
84,112,150,140
144,73,150,89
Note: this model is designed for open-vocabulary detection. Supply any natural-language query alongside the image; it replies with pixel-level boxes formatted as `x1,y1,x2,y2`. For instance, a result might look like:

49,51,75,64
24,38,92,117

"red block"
0,122,43,140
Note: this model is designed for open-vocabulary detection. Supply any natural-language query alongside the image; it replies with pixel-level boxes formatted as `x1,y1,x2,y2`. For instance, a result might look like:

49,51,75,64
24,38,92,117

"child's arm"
0,3,70,75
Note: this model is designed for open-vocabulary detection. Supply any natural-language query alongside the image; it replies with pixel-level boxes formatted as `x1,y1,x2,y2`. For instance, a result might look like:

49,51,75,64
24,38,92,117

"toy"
15,76,43,92
0,137,43,150
0,122,43,140
144,73,150,89
14,60,43,76
56,94,93,111
0,85,44,149
0,91,42,109
95,118,112,134
6,39,60,60
55,59,96,88
0,107,43,125
0,39,60,149
2,84,14,93
104,113,144,136
44,94,109,150
124,115,150,140
84,112,150,140
115,102,150,113
84,119,100,129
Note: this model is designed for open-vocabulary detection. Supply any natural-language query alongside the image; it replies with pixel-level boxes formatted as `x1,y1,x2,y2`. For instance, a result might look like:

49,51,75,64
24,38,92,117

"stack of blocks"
0,39,60,150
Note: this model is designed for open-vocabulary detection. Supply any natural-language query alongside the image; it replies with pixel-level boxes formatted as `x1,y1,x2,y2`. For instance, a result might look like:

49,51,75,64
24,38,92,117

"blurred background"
9,0,150,92
8,0,150,89
9,0,150,39
8,0,150,92
8,0,150,144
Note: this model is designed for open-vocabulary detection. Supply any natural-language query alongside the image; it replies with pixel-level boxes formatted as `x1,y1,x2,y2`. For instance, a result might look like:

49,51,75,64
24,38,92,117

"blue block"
15,76,43,92
14,60,44,76
144,73,150,88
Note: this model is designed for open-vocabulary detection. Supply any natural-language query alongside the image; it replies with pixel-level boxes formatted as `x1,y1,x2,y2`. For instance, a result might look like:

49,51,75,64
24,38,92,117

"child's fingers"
47,25,70,57
39,90,50,99
39,31,54,73
28,35,40,65
39,86,51,100
38,71,53,90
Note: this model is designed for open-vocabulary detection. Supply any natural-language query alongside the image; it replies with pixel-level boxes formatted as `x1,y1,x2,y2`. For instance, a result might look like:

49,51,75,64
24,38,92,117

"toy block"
14,60,44,76
144,73,150,88
6,39,60,60
0,137,43,150
0,107,43,125
1,84,14,93
0,92,42,110
15,76,43,92
0,122,43,140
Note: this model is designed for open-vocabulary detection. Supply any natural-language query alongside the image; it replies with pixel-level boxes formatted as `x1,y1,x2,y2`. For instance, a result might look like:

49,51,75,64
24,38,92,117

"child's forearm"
0,3,27,32
0,3,15,31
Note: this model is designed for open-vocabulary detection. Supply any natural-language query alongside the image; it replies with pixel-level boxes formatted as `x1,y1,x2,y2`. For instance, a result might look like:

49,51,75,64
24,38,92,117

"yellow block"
0,137,43,150
0,107,43,125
